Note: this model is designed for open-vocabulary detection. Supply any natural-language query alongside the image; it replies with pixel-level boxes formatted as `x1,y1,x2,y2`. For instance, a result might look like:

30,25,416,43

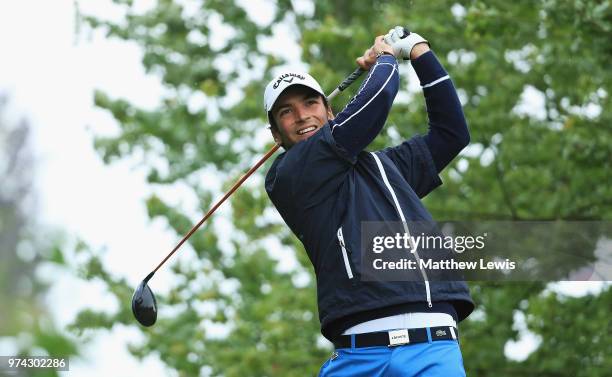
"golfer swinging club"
264,27,474,376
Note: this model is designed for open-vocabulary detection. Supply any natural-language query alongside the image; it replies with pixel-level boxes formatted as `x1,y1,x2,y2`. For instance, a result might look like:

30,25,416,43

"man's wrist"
410,43,430,60
410,50,447,86
376,50,395,58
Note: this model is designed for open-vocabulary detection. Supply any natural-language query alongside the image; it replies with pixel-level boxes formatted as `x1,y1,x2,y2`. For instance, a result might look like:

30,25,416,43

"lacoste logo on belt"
436,329,447,337
272,73,305,89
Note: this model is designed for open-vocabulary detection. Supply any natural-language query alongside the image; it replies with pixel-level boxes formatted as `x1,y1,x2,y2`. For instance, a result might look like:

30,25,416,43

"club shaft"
151,143,281,275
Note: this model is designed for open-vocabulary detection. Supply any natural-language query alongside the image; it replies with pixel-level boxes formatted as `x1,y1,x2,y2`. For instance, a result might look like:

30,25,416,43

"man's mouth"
297,126,317,135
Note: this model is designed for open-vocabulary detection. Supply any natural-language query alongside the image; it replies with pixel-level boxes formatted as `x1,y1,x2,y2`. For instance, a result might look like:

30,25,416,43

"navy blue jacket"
266,53,474,340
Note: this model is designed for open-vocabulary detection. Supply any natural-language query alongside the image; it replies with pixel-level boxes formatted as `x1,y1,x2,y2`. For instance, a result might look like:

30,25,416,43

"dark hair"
267,93,330,132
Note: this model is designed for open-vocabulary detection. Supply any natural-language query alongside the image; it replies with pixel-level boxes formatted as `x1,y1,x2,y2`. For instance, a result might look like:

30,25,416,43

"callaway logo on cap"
264,71,325,112
272,73,305,89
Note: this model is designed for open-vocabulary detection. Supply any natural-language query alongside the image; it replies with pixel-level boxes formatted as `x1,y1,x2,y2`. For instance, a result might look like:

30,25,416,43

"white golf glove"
384,26,429,60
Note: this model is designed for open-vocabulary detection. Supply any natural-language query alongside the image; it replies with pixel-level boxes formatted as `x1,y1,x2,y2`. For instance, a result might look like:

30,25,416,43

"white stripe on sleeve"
421,75,450,89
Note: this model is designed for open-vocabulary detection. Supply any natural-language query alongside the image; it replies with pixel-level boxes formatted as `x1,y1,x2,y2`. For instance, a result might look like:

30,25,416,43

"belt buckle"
388,329,410,347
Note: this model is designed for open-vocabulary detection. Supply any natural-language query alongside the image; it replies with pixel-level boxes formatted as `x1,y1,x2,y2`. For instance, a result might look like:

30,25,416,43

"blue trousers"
318,339,466,377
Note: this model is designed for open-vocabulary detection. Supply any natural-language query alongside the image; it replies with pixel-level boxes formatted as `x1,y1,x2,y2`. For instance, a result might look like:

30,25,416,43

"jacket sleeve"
411,50,470,172
380,51,469,198
330,55,399,159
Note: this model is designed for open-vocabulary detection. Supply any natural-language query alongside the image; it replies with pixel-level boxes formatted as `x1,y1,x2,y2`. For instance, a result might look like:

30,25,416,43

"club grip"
337,68,365,91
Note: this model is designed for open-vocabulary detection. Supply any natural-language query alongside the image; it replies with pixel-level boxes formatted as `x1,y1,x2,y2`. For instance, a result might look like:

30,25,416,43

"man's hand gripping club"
355,35,396,70
355,27,431,71
384,26,430,60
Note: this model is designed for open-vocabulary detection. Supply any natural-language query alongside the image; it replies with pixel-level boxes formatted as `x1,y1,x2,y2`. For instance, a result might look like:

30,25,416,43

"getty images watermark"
357,221,612,282
370,230,517,271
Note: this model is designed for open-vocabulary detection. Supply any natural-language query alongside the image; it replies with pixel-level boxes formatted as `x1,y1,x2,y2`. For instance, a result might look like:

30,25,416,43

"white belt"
342,312,457,335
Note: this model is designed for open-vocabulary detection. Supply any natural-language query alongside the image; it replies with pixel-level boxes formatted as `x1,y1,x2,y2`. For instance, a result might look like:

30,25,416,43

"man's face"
270,85,333,149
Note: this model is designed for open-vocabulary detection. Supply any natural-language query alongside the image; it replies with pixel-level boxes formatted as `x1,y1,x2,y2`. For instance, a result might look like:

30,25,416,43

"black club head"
131,279,157,327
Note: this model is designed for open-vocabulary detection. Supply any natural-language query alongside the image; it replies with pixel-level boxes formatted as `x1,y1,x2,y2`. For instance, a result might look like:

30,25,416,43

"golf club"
132,68,365,327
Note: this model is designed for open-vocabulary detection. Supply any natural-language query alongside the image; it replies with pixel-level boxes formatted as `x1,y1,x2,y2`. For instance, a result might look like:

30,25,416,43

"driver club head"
131,278,157,327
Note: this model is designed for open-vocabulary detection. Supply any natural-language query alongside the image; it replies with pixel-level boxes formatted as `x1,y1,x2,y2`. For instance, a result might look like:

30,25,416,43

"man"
264,27,474,376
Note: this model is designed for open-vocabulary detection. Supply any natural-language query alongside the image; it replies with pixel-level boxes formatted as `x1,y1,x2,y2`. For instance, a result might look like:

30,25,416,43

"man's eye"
307,99,318,105
279,109,291,116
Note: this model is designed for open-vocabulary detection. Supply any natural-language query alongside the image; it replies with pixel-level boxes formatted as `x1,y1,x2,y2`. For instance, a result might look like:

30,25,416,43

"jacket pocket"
337,227,354,279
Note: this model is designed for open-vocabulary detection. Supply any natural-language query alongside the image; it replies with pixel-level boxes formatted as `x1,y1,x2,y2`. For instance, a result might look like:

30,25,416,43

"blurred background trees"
0,95,79,377
72,1,611,376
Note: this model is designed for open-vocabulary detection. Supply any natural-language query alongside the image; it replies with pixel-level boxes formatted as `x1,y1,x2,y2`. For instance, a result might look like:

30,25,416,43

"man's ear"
327,107,334,120
270,127,281,145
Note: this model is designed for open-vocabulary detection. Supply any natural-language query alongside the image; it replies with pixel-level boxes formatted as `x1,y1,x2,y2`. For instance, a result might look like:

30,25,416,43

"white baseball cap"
263,71,325,112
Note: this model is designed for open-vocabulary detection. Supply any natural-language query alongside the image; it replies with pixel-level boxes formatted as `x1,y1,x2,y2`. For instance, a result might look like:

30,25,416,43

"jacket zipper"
370,152,433,307
337,227,354,279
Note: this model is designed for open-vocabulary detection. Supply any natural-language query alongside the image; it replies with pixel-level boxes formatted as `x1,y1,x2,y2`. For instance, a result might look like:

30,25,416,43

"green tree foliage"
0,95,79,377
75,1,611,376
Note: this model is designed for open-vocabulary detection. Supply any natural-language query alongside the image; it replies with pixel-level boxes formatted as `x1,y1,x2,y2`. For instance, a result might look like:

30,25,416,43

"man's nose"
293,105,308,122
